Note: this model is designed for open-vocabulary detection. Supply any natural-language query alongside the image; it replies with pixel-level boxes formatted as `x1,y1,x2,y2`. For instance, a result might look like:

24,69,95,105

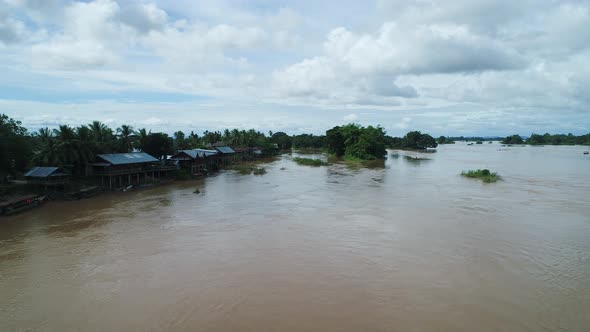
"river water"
1,143,589,331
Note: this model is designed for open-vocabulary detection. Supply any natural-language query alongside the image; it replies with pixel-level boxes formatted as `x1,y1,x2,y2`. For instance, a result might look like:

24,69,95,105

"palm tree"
32,138,60,166
76,125,96,169
89,120,116,153
136,128,150,151
36,127,53,142
117,124,136,152
54,125,80,167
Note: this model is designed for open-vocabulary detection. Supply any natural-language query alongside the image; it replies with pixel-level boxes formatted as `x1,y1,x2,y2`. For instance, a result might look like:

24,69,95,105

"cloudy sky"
1,0,589,136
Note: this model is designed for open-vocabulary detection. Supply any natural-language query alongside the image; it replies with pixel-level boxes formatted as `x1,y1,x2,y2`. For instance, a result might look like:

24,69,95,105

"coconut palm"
136,128,150,151
54,125,80,167
117,124,136,152
32,138,60,166
89,120,116,153
36,127,53,142
76,125,96,168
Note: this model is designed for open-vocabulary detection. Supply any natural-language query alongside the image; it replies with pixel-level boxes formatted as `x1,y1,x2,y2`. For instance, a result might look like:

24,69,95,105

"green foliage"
461,169,501,183
292,134,326,149
326,126,346,156
0,114,32,177
116,124,136,152
142,133,173,159
325,124,387,160
271,132,292,150
293,157,330,166
252,167,266,175
502,134,524,145
526,132,590,145
437,136,455,144
390,131,438,150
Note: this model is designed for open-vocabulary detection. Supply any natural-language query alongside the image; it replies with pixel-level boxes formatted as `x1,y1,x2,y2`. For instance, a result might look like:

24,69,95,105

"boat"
0,195,46,216
65,186,100,200
584,151,589,155
122,185,133,192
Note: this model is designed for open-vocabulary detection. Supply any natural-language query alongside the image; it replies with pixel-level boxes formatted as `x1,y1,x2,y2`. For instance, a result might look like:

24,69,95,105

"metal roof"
171,149,220,160
24,167,66,178
193,149,219,157
97,152,158,165
215,146,235,154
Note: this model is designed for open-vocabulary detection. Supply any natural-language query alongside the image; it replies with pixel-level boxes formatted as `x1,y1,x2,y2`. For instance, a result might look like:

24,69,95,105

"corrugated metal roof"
215,146,235,154
194,149,219,157
97,152,158,165
24,167,66,178
171,149,219,160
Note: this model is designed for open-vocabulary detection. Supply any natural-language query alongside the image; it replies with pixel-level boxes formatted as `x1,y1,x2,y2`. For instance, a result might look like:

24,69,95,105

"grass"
461,169,501,183
293,157,330,167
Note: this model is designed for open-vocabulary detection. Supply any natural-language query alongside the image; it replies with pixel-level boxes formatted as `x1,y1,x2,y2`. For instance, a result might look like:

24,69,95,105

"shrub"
461,169,500,183
293,157,329,166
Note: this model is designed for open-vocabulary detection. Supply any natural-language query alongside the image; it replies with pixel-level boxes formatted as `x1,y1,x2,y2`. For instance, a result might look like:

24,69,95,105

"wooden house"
90,152,176,190
24,167,69,189
215,146,236,165
170,149,219,175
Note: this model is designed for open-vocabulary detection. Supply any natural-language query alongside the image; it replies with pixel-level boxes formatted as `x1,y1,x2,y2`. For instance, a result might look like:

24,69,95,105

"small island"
461,169,501,183
293,157,329,167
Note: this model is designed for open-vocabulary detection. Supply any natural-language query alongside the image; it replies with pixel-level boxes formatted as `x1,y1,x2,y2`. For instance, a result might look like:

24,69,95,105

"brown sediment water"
1,143,589,331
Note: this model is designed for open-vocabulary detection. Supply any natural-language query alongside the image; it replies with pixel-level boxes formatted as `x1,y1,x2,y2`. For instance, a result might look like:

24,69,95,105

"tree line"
504,133,590,145
0,114,276,178
5,112,586,178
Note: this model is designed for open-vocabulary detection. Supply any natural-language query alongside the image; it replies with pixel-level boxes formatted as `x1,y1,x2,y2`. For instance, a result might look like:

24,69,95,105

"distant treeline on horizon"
2,113,589,178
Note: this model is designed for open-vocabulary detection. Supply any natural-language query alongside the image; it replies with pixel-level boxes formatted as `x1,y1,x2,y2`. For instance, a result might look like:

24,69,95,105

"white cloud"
343,113,358,122
0,0,588,135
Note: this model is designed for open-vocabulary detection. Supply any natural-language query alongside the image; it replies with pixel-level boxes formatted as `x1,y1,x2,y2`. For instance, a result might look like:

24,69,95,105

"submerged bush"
252,167,266,175
231,164,266,175
293,157,329,166
461,169,501,183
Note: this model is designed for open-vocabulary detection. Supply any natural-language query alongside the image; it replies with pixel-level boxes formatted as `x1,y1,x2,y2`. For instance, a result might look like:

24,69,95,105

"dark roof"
24,167,67,178
215,146,235,154
97,152,158,165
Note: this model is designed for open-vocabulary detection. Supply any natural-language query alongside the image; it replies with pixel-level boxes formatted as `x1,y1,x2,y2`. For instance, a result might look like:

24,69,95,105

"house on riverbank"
170,149,218,176
215,146,236,166
24,167,69,189
90,152,177,190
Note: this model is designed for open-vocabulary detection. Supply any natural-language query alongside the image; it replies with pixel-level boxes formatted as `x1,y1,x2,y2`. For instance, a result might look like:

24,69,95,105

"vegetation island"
461,169,501,183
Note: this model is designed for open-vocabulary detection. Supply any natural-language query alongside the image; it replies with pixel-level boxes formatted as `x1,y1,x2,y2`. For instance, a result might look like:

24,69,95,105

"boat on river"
65,186,100,200
0,195,46,216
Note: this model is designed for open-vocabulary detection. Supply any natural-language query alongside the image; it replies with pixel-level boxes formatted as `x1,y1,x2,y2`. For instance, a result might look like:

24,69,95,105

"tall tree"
142,133,173,159
54,125,80,167
117,124,136,152
0,114,32,178
136,128,150,151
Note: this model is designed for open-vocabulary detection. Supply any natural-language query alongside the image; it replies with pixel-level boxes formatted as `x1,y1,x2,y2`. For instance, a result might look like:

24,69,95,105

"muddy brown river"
1,143,589,331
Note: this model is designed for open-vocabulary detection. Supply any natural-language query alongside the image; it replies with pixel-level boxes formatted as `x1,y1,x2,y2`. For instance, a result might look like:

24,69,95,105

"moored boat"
0,195,46,216
65,186,100,200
